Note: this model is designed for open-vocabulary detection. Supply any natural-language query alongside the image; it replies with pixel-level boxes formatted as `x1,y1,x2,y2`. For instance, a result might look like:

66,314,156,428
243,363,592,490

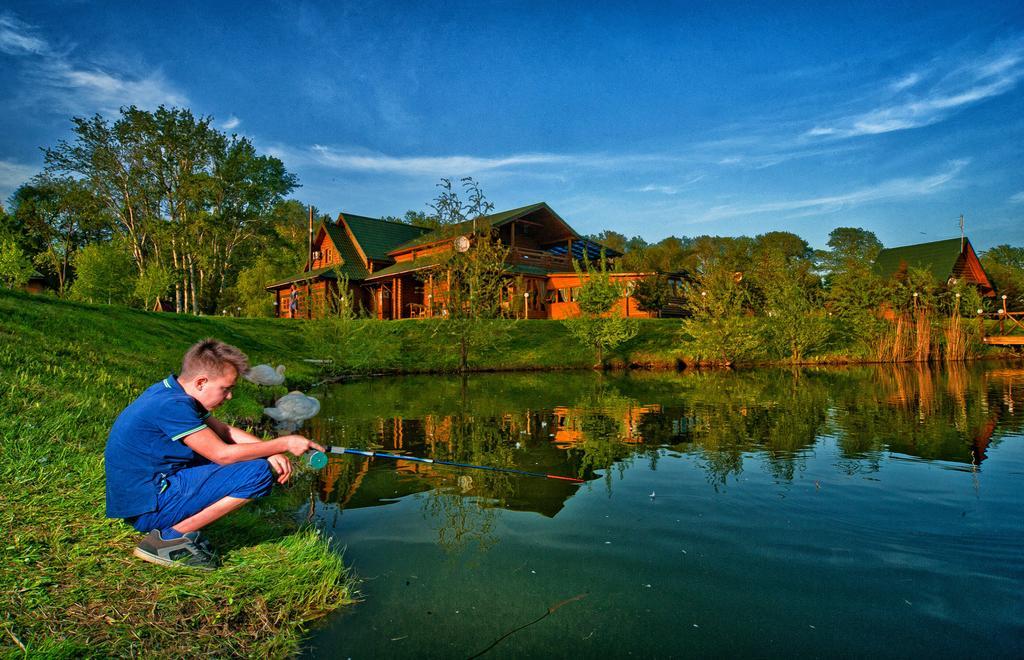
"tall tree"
9,177,108,295
427,178,510,372
69,240,136,305
0,238,35,289
43,111,158,273
562,252,638,366
382,209,441,228
205,136,298,311
43,105,297,314
981,244,1024,310
817,227,882,276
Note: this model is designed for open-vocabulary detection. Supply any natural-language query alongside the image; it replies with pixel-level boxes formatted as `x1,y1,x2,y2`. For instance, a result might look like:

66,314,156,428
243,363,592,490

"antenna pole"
960,214,965,253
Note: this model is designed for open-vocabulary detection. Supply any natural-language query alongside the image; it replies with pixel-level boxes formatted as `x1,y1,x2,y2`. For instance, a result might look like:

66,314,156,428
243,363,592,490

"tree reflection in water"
309,363,1024,516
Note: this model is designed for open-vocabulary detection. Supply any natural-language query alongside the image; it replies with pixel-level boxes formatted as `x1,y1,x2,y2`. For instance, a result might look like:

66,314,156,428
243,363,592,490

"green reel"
306,450,329,470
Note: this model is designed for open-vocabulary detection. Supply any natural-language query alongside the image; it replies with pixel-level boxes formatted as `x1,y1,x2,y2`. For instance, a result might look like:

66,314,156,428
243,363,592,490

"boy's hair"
180,338,249,380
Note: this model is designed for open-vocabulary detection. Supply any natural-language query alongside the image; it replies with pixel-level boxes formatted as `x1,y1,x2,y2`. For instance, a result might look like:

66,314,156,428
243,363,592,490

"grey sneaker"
133,530,218,571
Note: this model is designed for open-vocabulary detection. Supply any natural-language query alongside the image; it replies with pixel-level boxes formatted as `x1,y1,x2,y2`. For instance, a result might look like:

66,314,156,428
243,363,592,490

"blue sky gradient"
1,1,1022,250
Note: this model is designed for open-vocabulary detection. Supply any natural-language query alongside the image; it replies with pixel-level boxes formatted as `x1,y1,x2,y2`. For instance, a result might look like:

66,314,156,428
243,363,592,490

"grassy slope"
0,290,352,657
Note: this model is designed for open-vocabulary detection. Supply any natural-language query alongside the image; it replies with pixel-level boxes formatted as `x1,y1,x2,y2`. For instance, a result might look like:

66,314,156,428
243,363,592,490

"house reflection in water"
309,365,1024,515
310,402,693,517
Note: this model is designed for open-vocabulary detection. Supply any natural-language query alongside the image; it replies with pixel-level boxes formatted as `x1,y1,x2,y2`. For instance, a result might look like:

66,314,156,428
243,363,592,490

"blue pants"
128,460,274,533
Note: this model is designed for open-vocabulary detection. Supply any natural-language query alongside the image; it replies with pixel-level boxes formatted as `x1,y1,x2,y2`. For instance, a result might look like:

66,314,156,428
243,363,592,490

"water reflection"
308,364,1024,522
303,364,1024,659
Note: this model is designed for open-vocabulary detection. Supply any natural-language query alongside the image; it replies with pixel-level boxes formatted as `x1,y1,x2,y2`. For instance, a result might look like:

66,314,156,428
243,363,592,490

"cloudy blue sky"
1,1,1022,250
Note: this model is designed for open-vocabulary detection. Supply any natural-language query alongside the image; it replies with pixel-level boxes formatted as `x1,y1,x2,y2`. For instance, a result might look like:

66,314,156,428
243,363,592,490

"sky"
1,1,1022,251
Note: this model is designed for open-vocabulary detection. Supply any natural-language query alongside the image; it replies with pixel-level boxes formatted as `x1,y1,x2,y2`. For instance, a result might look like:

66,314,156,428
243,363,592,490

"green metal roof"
364,253,452,281
389,202,575,252
872,237,965,282
341,213,432,261
321,223,370,280
265,265,340,290
364,256,559,282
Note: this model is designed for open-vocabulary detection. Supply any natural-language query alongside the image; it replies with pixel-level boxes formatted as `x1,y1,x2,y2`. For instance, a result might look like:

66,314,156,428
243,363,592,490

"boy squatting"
104,338,324,569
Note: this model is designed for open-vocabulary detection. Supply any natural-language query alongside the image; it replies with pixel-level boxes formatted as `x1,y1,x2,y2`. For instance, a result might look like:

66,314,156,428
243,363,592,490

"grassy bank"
0,290,353,657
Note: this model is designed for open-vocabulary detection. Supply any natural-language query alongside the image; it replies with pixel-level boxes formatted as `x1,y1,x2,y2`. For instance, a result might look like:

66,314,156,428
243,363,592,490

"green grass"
0,290,353,657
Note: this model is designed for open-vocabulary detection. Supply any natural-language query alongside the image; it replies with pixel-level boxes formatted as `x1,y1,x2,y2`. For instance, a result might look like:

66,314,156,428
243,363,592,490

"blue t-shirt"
104,375,212,518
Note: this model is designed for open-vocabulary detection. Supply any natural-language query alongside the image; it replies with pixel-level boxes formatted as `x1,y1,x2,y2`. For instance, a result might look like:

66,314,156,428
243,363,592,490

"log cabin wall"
545,272,656,320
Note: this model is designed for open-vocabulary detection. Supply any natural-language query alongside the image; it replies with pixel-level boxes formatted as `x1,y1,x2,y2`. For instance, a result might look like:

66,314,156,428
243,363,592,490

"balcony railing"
507,247,571,270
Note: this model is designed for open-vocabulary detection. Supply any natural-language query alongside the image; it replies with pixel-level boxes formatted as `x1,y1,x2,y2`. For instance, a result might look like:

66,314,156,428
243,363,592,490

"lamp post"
524,292,530,320
428,293,433,318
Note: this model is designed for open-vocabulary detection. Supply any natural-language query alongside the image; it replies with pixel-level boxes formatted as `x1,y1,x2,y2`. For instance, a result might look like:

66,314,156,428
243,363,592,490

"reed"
944,309,969,362
914,308,932,362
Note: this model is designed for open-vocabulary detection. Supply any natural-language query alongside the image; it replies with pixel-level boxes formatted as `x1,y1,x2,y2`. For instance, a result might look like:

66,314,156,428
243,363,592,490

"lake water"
300,364,1024,658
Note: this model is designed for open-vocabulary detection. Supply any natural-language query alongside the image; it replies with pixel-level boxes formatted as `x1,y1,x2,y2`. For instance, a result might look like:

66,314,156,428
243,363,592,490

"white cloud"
1009,191,1024,204
0,159,41,200
1,12,187,115
0,13,47,55
263,143,695,177
890,72,922,92
632,174,706,195
308,146,575,175
41,60,188,113
806,41,1024,139
220,115,241,130
694,159,969,223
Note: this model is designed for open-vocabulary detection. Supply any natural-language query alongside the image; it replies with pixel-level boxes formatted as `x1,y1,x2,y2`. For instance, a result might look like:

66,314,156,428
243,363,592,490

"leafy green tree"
9,177,108,296
818,227,886,355
426,178,512,372
43,110,158,272
562,252,638,366
759,252,832,363
680,262,761,365
631,274,672,315
134,262,174,310
817,227,882,275
981,244,1024,310
382,209,441,228
43,105,297,315
0,238,35,289
573,252,621,315
70,241,136,304
205,135,299,310
587,230,628,254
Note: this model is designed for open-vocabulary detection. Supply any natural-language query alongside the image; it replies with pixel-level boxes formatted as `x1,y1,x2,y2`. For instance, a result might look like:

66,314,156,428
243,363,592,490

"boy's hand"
280,435,325,457
268,453,292,484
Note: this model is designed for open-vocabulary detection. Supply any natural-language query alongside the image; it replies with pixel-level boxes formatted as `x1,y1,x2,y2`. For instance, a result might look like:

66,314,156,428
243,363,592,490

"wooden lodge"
267,202,680,320
872,237,996,296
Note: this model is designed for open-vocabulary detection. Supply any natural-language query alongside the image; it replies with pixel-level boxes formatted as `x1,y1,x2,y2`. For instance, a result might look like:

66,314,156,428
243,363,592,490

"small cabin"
268,202,678,319
872,237,995,297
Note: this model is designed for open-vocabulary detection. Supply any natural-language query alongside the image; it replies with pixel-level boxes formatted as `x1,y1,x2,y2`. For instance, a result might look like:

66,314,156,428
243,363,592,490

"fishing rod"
305,446,585,483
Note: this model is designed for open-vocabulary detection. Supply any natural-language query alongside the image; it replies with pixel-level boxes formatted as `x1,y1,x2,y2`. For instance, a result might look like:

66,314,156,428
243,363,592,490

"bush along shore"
0,290,1018,656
